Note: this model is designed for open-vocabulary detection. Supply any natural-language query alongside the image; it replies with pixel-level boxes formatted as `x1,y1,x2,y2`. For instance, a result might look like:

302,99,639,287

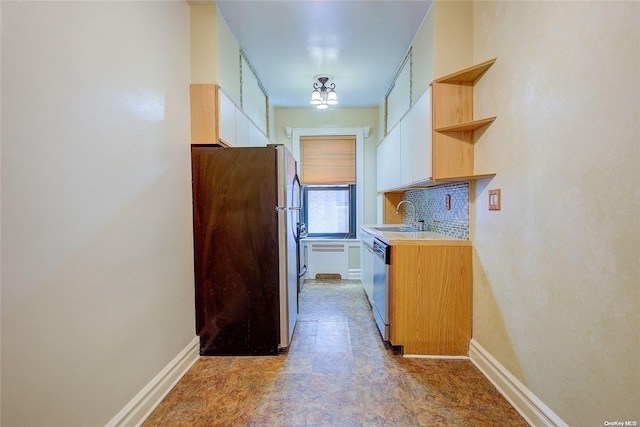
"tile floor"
142,280,529,426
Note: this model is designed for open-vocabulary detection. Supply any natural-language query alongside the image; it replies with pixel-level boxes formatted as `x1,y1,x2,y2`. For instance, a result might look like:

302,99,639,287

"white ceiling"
215,0,433,109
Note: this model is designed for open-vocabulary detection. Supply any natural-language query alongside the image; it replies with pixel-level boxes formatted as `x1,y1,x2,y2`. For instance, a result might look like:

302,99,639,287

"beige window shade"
300,136,356,185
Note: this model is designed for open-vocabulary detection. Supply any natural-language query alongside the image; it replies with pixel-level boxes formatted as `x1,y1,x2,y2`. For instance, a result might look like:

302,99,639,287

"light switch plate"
489,189,501,210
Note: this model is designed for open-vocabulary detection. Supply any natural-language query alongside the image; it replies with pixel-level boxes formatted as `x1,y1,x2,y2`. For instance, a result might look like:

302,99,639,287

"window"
299,136,356,239
302,185,356,238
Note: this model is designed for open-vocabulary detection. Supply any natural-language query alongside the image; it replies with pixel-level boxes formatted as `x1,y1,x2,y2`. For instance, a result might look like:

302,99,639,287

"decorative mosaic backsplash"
403,183,469,239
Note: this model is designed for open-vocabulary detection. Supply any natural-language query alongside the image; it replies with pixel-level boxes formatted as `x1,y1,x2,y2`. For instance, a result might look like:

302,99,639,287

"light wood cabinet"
389,242,472,356
380,192,404,224
190,84,218,145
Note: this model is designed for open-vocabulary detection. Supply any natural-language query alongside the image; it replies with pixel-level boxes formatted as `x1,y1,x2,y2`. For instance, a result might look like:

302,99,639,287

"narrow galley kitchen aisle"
143,280,527,426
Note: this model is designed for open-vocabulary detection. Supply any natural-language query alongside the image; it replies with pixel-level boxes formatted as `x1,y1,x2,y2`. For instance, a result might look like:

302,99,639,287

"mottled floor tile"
142,280,529,427
306,399,364,427
312,351,355,374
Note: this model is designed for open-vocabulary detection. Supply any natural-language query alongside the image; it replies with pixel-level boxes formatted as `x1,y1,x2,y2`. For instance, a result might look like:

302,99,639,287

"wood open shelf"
435,116,496,133
431,58,497,180
434,57,497,84
432,173,496,182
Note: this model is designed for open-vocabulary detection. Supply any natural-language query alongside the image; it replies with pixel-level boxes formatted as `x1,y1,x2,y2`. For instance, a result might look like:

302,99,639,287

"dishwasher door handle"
373,241,390,264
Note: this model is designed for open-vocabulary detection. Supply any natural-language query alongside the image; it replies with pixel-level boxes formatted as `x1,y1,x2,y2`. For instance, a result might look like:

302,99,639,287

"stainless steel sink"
373,226,419,232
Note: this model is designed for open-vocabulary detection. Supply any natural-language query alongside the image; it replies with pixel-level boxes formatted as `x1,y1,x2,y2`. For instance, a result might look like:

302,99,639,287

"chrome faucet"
395,200,416,227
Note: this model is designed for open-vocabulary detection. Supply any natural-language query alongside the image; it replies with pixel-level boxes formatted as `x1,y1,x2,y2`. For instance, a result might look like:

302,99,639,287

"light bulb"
327,90,338,105
310,90,322,105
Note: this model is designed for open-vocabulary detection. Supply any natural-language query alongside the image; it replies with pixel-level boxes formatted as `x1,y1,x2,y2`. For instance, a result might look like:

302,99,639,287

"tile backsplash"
402,183,469,239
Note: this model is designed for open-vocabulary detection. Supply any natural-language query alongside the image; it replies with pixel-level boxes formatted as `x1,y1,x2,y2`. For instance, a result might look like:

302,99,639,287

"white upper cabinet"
401,87,432,185
377,87,432,193
248,121,269,147
235,108,249,147
218,89,236,146
218,87,269,147
376,124,401,192
399,113,413,186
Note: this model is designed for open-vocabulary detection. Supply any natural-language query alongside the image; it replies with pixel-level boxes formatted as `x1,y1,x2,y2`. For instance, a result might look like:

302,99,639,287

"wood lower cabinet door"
389,244,472,356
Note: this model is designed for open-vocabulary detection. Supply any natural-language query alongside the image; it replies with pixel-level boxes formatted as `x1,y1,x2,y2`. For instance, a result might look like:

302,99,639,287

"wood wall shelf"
432,173,496,183
431,58,497,180
434,116,496,133
434,58,497,84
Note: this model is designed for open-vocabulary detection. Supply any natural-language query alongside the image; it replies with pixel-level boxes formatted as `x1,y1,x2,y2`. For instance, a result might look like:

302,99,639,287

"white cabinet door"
259,131,270,147
376,124,401,192
235,108,249,147
218,90,236,146
248,121,270,147
400,107,415,186
410,87,432,184
400,87,432,185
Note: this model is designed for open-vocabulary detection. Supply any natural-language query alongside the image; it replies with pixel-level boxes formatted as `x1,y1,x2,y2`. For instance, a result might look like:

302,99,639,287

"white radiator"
306,242,349,280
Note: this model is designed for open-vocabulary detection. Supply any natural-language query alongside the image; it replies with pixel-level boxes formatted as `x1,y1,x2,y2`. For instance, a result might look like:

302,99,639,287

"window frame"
292,127,365,240
302,184,357,239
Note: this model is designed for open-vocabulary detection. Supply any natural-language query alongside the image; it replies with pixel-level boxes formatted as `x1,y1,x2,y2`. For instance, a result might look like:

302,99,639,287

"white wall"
472,1,639,425
1,2,195,426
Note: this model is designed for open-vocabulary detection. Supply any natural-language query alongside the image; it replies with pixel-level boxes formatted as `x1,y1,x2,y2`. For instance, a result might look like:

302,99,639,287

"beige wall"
275,108,379,226
1,2,195,425
190,5,217,84
472,1,639,425
190,4,241,105
433,0,473,80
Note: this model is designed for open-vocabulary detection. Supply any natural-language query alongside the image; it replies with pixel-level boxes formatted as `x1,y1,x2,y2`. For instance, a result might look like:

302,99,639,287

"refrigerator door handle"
298,264,308,278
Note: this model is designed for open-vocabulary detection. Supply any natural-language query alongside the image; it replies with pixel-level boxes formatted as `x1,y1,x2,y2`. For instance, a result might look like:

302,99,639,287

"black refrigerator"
191,144,302,356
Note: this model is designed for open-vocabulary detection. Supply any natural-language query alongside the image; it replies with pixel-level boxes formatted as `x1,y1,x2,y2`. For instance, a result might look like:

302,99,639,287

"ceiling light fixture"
310,76,338,109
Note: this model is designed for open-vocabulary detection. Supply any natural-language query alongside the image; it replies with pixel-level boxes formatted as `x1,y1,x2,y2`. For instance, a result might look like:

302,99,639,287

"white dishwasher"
372,238,391,341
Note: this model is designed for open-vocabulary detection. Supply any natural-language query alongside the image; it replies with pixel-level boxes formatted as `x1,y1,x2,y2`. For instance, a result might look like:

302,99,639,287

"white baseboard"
349,268,361,280
403,354,469,360
106,336,200,427
469,339,568,427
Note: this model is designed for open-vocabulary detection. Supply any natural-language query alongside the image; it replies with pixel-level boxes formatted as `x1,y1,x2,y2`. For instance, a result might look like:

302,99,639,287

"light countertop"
361,224,471,246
